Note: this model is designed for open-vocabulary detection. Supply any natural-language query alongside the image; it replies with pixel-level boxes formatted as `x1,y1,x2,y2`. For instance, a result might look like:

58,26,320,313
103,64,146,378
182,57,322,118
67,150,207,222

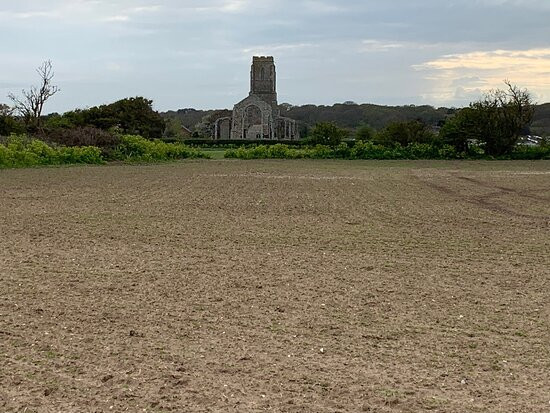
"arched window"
260,67,265,80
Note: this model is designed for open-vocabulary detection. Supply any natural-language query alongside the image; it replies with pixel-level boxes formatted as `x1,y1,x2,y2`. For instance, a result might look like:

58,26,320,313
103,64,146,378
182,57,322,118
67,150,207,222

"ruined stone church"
214,56,299,140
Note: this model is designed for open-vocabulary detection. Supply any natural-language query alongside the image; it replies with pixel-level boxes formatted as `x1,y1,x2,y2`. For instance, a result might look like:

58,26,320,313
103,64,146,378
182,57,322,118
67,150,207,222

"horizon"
1,1,550,114
162,97,550,114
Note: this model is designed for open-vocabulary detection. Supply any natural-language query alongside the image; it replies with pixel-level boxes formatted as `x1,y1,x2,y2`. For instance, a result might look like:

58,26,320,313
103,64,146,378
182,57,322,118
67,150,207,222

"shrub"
355,124,375,141
349,141,384,159
306,122,349,147
308,144,335,159
224,141,464,160
110,135,207,162
510,145,550,160
44,126,120,148
0,134,210,169
51,97,166,139
0,115,25,136
0,135,104,168
437,145,460,159
268,143,291,158
58,146,104,164
376,120,439,147
334,142,351,158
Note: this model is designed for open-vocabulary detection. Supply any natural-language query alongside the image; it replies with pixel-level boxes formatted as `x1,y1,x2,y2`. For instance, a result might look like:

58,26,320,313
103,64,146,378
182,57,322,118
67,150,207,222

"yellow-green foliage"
0,134,208,169
0,136,103,168
111,135,208,161
224,142,461,160
224,141,549,160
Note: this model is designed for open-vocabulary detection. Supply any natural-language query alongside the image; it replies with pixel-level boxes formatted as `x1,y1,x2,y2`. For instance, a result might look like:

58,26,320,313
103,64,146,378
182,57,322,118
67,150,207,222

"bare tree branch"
8,60,60,130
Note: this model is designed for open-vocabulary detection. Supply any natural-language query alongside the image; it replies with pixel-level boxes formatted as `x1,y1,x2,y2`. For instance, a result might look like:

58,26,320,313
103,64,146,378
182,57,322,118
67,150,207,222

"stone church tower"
214,57,299,141
250,56,278,114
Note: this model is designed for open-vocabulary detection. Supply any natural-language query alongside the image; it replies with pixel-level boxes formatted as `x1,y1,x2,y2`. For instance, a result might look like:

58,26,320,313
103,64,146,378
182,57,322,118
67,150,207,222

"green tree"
94,97,166,139
308,122,349,146
440,82,535,156
439,107,481,153
0,103,24,136
163,117,189,141
47,97,166,139
376,120,437,146
355,124,375,141
472,81,534,156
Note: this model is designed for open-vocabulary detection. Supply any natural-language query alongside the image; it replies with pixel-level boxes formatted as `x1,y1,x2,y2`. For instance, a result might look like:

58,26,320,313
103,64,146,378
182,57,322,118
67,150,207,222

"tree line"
1,61,548,158
306,81,540,156
163,101,550,140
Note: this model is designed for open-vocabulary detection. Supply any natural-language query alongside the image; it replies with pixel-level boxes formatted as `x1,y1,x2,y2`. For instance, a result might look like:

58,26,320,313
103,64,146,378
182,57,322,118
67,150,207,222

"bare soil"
1,160,549,412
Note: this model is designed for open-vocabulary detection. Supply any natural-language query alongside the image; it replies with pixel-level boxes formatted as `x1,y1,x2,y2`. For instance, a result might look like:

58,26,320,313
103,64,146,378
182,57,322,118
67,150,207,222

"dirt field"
1,160,549,412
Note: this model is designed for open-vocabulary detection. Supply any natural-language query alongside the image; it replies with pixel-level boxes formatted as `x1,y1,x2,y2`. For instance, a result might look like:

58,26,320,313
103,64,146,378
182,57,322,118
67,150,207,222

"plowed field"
1,160,549,412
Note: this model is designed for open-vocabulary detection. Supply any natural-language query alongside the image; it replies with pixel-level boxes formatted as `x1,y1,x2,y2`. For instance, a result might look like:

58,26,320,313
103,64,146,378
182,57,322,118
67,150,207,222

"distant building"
214,56,299,140
181,125,193,138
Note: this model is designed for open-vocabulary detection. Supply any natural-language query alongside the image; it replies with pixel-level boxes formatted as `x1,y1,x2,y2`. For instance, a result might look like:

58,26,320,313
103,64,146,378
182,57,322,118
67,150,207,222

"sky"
1,0,550,113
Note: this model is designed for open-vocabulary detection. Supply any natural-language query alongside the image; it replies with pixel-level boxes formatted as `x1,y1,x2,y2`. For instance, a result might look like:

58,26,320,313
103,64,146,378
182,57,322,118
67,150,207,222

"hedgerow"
0,136,103,168
509,144,550,160
224,141,550,160
2,135,547,169
108,135,208,162
0,135,208,169
225,141,462,160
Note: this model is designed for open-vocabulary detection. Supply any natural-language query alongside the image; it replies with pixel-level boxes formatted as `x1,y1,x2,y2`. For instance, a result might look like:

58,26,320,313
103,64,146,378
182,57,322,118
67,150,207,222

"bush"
44,97,166,139
355,124,375,141
510,145,550,160
224,141,462,160
58,146,104,164
0,135,104,168
110,135,208,162
308,144,335,159
0,115,25,136
376,120,439,147
0,134,206,169
306,122,349,147
43,126,120,148
349,141,384,159
334,142,352,158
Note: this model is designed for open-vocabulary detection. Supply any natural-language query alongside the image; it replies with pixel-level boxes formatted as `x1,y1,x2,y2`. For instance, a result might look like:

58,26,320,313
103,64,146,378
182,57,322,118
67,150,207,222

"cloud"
106,62,125,72
1,0,550,111
220,0,248,12
130,5,163,13
10,11,59,19
360,39,404,52
416,48,550,104
242,43,316,56
101,15,130,22
419,49,550,72
450,76,486,87
302,0,347,14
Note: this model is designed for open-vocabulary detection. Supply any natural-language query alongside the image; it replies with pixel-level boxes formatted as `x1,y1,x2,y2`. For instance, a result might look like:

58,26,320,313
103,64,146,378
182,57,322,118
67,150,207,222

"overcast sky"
1,0,550,113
